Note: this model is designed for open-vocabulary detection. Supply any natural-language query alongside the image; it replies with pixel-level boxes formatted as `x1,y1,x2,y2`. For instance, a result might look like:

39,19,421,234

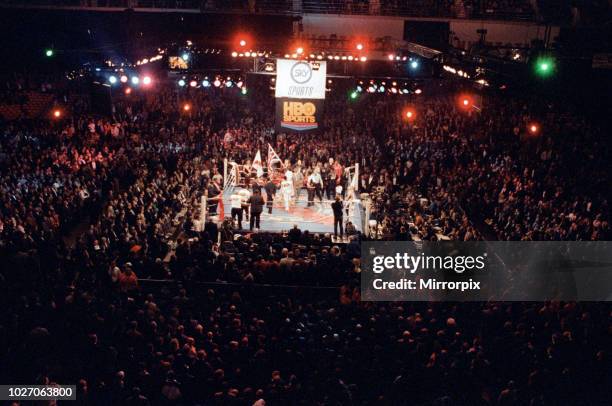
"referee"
331,195,344,239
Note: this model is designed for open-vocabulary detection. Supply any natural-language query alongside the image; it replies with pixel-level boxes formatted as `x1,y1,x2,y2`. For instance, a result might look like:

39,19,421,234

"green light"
535,57,555,77
241,87,247,95
45,49,54,57
350,91,358,100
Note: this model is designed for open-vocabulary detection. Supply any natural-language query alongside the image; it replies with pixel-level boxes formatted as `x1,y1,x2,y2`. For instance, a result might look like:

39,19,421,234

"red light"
53,109,61,118
125,87,132,95
529,123,540,134
234,33,253,50
404,108,416,121
388,54,395,60
458,94,473,109
356,43,364,51
183,103,191,112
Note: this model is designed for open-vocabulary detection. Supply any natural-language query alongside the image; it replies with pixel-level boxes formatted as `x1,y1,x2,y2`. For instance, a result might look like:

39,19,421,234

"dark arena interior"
0,1,611,405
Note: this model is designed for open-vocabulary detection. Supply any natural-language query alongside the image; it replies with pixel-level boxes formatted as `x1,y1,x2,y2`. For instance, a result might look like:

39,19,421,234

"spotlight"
45,49,54,57
202,80,210,87
405,109,416,120
182,53,190,61
142,76,152,85
189,80,197,87
178,79,186,87
52,109,62,118
528,123,540,134
183,103,191,112
360,56,367,62
120,75,128,83
213,79,221,87
356,43,364,51
108,75,117,84
463,98,469,106
225,80,233,87
131,76,139,85
296,47,304,55
239,39,247,47
231,51,238,57
410,60,419,69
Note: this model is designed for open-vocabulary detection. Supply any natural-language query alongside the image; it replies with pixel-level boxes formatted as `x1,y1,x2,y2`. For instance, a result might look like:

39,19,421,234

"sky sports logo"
371,252,487,274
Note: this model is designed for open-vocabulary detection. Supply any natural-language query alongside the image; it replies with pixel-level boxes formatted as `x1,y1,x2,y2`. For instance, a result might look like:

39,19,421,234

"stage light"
142,76,152,85
360,56,367,62
350,91,358,100
120,75,128,83
415,89,422,94
241,87,247,95
356,43,364,51
125,87,132,95
108,75,117,84
410,60,419,69
182,53,190,61
183,103,191,112
202,80,210,87
239,39,247,47
379,86,385,92
528,123,540,134
45,49,54,57
131,76,139,85
296,47,304,55
367,86,375,93
388,54,395,60
52,109,62,118
178,79,186,87
236,81,243,88
213,79,221,87
356,85,363,92
245,51,251,57
231,51,238,57
463,98,469,106
405,109,416,120
189,80,197,87
226,80,233,87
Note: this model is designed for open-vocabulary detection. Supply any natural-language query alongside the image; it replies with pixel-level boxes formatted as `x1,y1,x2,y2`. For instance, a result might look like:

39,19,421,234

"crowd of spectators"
0,76,609,405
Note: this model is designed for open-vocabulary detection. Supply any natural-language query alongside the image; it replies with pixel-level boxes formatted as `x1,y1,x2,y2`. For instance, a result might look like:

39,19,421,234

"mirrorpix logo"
290,61,312,84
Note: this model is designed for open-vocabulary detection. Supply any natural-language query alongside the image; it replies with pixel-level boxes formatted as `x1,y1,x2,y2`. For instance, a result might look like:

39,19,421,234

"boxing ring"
219,189,364,234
